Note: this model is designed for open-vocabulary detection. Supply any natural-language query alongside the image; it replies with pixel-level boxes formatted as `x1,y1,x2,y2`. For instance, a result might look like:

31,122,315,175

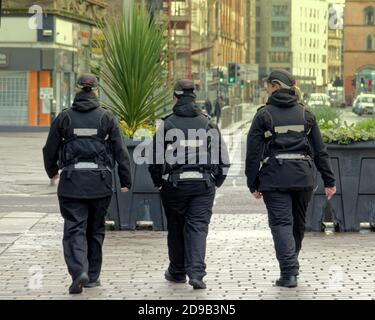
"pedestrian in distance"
43,74,132,294
214,98,222,125
204,97,213,117
245,69,336,288
149,79,230,290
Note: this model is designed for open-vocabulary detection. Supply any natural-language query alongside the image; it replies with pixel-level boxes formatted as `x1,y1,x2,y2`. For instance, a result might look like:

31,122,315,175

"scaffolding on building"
163,0,192,81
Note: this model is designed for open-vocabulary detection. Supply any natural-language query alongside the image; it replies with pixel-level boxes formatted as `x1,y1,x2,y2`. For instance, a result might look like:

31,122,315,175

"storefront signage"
40,87,54,100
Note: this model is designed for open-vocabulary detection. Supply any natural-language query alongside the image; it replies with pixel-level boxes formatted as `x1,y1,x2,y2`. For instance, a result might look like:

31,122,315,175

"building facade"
327,0,345,85
0,0,106,127
344,0,375,104
208,0,245,68
257,0,329,95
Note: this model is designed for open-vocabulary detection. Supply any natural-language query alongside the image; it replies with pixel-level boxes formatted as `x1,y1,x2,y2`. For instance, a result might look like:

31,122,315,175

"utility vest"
263,104,312,160
258,104,314,191
162,110,216,187
57,108,114,199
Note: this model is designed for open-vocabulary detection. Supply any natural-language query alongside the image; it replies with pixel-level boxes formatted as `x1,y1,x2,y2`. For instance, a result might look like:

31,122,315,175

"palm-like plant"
97,5,171,138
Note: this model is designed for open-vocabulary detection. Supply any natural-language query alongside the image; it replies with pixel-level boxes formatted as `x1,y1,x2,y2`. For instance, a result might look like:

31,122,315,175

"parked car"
352,94,375,116
307,93,332,108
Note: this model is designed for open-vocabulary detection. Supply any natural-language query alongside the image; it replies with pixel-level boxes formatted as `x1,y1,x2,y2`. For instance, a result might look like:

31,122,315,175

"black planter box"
106,139,167,231
306,141,375,232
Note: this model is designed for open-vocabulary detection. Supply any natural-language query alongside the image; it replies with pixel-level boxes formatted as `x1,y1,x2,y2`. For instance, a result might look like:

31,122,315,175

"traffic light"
352,78,356,87
228,63,237,84
368,80,373,91
240,80,245,89
361,77,365,88
219,70,224,83
237,65,241,79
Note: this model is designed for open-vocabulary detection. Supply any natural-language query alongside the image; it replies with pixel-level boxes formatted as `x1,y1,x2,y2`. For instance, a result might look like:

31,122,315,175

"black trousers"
161,182,215,280
58,196,112,281
262,190,313,277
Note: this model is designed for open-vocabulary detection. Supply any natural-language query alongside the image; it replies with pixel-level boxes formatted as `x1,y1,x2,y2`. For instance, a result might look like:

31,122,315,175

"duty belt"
162,170,212,188
262,154,311,164
62,162,111,180
73,162,99,169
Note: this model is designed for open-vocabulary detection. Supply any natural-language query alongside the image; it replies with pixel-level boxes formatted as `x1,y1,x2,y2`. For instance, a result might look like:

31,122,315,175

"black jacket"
214,100,222,118
43,91,132,198
245,89,335,193
148,96,230,188
204,100,212,116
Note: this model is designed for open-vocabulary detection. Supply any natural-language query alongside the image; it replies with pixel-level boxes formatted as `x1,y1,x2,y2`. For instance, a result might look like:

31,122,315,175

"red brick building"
344,0,375,105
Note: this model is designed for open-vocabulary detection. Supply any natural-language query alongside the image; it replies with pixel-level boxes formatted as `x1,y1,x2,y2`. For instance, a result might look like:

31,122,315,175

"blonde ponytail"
271,79,304,103
291,85,303,103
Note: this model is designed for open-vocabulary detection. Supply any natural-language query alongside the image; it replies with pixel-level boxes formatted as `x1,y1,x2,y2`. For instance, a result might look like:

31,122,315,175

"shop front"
0,48,76,128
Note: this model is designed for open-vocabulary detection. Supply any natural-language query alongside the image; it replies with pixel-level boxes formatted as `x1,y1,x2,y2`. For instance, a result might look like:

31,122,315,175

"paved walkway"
1,118,375,300
1,212,375,300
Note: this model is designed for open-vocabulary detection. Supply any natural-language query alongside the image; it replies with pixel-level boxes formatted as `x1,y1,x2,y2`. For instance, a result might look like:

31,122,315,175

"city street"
1,108,375,300
1,0,375,307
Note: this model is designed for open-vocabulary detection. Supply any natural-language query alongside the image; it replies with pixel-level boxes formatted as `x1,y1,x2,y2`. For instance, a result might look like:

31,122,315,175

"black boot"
275,276,298,288
164,270,187,283
69,272,89,294
189,278,206,290
84,279,101,288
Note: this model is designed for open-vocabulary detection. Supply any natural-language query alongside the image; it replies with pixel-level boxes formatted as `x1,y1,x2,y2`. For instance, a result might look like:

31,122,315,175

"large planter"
306,141,375,232
106,139,167,231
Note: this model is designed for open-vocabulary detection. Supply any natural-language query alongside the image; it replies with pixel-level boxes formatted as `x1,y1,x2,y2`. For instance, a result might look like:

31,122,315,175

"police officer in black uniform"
43,74,132,294
149,79,230,290
245,69,336,288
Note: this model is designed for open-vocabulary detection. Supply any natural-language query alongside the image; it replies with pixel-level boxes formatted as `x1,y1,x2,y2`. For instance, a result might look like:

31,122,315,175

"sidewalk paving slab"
0,212,374,300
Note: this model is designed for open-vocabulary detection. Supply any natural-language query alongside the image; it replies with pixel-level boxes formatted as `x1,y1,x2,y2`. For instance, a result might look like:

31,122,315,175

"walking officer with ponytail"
245,69,336,288
43,74,132,294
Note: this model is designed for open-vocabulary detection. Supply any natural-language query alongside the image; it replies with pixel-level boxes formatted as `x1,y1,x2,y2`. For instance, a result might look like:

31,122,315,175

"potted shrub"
305,108,375,232
96,5,172,231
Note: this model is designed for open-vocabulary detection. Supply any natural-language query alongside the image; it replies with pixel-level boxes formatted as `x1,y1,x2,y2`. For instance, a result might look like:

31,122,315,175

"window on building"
272,5,289,17
367,35,374,51
272,21,289,32
364,7,375,25
256,52,261,63
269,52,291,63
271,37,290,48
